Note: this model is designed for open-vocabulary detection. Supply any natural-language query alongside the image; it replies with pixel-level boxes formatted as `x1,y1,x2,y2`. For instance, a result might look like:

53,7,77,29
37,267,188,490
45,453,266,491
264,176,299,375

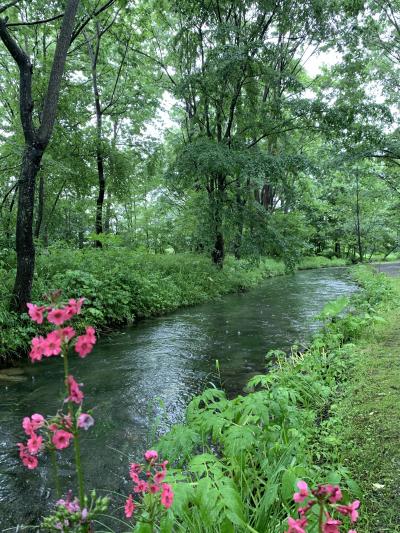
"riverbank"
0,249,346,365
145,267,397,532
331,275,400,532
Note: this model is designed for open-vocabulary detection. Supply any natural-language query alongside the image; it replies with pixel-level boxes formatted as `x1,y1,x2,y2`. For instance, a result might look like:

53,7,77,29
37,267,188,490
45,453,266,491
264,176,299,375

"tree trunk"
95,145,105,247
233,178,245,260
355,176,363,262
12,144,43,311
212,231,225,267
210,174,225,267
34,173,45,239
104,191,111,233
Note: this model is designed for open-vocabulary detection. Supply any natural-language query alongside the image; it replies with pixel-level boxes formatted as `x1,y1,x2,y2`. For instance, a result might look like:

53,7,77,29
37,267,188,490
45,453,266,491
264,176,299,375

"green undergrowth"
330,276,400,532
135,267,396,533
0,249,286,363
298,256,348,269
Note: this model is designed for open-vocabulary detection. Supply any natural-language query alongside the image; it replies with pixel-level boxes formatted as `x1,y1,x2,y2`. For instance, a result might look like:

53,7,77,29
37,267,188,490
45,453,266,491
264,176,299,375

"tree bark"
210,174,225,267
95,142,105,246
355,176,363,262
34,173,45,239
233,177,245,260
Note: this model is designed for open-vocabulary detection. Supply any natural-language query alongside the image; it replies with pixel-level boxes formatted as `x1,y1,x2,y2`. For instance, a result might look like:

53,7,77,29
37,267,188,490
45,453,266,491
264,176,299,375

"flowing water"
0,267,356,530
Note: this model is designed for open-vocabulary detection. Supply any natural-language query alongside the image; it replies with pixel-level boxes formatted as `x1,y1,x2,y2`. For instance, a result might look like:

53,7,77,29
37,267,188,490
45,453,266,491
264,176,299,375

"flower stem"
73,430,85,507
318,502,324,533
62,344,69,382
50,448,61,498
62,343,85,507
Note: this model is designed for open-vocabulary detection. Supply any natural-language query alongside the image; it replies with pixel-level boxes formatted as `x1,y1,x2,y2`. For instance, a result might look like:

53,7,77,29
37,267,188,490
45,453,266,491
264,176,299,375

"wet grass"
336,277,400,532
298,256,348,269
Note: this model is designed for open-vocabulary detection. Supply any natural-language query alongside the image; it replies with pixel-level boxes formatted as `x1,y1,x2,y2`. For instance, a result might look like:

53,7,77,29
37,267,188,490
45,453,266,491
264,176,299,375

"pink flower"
328,485,343,503
52,429,73,450
62,414,73,429
22,453,38,469
56,492,80,513
338,501,360,523
60,326,76,342
29,336,46,362
323,515,342,533
27,432,43,455
77,413,94,430
43,331,62,357
27,303,46,324
17,443,39,469
293,480,309,503
161,484,174,509
67,375,84,404
22,414,45,435
285,517,308,533
17,442,27,457
149,484,160,493
134,480,148,493
130,463,141,475
31,413,45,428
130,471,140,484
144,450,158,462
68,298,84,316
74,334,95,358
154,469,166,484
85,326,96,344
47,307,68,326
348,530,357,533
125,494,135,518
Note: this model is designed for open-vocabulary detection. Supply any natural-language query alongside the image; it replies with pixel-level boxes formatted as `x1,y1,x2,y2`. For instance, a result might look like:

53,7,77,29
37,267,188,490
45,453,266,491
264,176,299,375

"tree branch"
0,0,20,15
70,0,117,43
7,12,64,27
37,0,80,147
0,18,34,142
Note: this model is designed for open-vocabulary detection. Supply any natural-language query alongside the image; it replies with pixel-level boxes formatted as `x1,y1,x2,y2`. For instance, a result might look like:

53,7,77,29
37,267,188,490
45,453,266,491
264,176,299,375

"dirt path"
372,261,400,277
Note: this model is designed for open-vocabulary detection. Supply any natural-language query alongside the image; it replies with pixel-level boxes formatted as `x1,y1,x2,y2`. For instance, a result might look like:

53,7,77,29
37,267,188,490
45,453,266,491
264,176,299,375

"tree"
0,0,81,311
156,0,337,266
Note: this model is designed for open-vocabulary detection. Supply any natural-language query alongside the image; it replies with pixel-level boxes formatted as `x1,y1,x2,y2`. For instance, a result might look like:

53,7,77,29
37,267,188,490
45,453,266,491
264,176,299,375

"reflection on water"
0,268,356,530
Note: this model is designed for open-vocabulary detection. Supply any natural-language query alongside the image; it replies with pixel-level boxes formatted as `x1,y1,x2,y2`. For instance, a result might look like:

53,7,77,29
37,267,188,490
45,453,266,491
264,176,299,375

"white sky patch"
143,91,178,140
304,48,342,78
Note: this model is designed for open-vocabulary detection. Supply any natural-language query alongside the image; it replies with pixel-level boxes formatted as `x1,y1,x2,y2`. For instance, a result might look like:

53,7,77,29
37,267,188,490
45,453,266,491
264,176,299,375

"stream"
0,267,357,530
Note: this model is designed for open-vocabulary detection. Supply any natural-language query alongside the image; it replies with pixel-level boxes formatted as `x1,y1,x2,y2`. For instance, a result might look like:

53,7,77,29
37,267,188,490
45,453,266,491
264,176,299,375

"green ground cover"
332,276,400,532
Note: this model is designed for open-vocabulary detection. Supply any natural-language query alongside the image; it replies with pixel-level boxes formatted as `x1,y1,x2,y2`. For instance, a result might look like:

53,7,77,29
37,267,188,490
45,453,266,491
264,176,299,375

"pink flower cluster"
27,298,96,362
124,450,174,520
286,481,360,533
18,409,95,470
17,414,45,469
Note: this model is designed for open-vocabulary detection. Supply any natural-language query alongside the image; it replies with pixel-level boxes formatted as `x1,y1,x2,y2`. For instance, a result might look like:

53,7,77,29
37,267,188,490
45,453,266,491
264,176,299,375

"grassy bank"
298,256,348,269
127,267,396,532
331,275,400,532
0,249,286,363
